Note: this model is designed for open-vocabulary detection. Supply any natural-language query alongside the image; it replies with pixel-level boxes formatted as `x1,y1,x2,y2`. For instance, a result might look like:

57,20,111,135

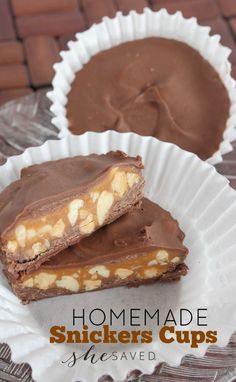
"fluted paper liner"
47,8,236,165
0,132,236,382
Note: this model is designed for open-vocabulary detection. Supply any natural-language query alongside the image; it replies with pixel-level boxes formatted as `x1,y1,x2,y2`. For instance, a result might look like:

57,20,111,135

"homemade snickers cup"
48,8,236,164
0,132,236,307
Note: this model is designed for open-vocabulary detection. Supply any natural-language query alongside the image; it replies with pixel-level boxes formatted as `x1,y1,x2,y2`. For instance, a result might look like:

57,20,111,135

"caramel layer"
21,248,183,292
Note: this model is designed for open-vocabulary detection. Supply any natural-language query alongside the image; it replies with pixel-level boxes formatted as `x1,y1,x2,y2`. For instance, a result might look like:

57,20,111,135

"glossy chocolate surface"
67,37,230,160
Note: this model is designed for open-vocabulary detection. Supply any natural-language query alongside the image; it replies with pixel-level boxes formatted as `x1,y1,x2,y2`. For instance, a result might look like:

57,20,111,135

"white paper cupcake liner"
47,8,236,165
0,132,236,382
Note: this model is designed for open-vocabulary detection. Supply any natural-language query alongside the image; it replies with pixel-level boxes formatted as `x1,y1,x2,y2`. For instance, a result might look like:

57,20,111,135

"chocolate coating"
0,151,143,236
39,198,188,269
67,37,230,160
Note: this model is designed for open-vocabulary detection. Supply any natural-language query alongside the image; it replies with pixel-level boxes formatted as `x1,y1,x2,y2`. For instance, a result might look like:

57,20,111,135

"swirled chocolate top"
67,37,230,160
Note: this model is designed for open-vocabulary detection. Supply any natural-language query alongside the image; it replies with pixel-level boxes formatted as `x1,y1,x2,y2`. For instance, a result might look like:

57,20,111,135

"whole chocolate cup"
48,8,236,164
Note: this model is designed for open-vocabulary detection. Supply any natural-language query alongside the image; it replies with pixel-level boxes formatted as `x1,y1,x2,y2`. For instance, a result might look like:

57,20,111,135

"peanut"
56,276,79,292
127,173,140,188
171,256,180,264
79,214,95,234
144,267,158,278
22,277,34,288
90,191,100,203
111,171,128,197
15,224,26,248
34,272,56,290
79,209,89,220
32,240,49,256
89,265,110,278
115,268,133,279
84,279,102,291
32,242,44,256
97,191,114,225
148,259,158,266
38,225,52,235
156,250,169,265
51,219,65,238
68,199,84,227
7,240,18,253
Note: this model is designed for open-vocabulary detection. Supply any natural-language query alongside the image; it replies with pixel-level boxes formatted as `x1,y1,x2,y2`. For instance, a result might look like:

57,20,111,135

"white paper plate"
0,132,236,382
47,8,236,165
